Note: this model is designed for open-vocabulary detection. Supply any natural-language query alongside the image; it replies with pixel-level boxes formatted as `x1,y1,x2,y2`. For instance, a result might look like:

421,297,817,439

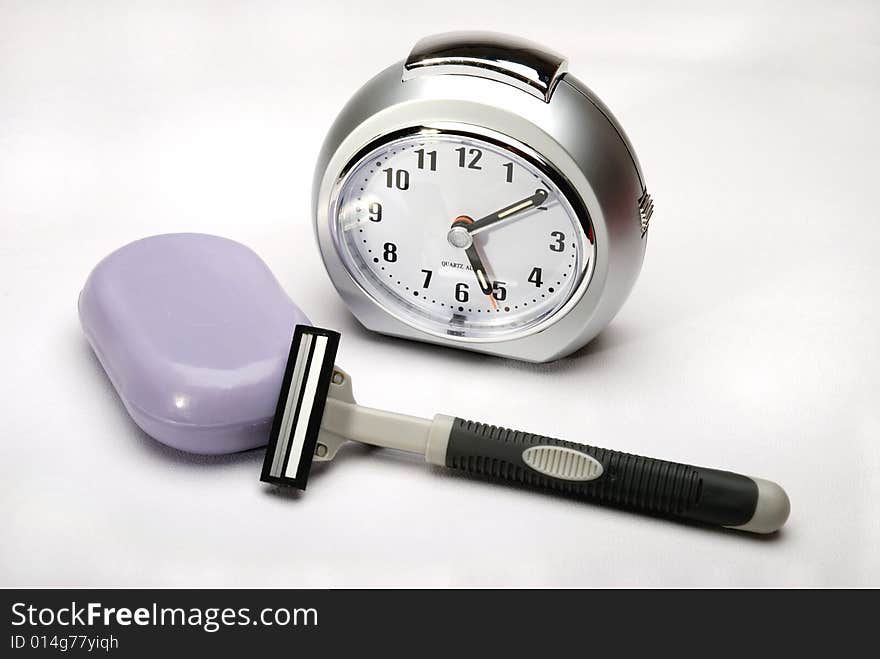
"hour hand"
464,244,493,296
449,216,493,296
466,189,548,236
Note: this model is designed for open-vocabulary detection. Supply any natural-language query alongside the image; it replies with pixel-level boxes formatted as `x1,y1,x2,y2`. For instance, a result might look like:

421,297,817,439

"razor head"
260,325,340,489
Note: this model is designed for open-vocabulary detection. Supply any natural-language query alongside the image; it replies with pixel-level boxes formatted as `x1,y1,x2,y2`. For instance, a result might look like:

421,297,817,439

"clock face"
329,130,595,340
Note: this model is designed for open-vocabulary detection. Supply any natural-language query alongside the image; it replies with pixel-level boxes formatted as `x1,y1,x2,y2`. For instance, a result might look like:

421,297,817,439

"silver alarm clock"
313,32,652,362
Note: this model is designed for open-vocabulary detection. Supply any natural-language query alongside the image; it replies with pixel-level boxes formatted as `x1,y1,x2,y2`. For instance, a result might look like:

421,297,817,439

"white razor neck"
321,398,436,456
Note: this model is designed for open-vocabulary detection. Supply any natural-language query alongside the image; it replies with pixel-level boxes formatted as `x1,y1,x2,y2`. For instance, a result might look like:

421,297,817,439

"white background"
2,0,878,587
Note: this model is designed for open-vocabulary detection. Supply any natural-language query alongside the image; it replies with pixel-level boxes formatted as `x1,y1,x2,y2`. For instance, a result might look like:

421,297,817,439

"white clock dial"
329,131,595,339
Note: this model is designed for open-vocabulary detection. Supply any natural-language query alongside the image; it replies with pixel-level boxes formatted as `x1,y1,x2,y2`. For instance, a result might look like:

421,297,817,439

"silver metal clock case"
313,32,651,362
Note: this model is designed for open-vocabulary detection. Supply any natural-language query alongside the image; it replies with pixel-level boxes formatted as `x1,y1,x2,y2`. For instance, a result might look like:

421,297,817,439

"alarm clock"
313,32,652,362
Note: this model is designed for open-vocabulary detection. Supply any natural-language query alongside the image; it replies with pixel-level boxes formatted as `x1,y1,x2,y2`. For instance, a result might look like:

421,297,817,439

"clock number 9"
368,202,382,222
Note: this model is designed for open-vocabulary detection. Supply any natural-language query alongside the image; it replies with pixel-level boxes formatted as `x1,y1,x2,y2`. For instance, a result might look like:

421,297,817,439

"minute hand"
466,189,548,236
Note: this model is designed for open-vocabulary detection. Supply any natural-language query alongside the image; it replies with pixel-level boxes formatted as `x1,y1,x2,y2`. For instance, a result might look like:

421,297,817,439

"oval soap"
79,233,309,454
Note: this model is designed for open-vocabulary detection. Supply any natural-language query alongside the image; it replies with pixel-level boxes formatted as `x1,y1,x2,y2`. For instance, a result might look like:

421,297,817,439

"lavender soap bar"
79,233,309,454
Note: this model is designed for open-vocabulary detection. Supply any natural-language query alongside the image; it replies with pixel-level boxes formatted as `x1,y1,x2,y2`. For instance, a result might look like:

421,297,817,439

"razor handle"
442,418,789,533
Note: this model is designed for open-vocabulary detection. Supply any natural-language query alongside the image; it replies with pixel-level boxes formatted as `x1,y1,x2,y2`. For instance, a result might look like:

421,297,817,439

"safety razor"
261,326,790,534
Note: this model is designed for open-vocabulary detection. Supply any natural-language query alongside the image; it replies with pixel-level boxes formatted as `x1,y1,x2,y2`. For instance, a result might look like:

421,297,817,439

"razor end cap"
730,478,791,534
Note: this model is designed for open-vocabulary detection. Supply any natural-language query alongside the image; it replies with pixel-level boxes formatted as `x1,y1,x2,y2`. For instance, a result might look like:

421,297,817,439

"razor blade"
260,326,790,534
260,326,339,488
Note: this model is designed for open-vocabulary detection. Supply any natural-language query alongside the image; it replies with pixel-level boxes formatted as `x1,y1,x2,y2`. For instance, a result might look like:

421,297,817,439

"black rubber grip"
447,419,758,528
